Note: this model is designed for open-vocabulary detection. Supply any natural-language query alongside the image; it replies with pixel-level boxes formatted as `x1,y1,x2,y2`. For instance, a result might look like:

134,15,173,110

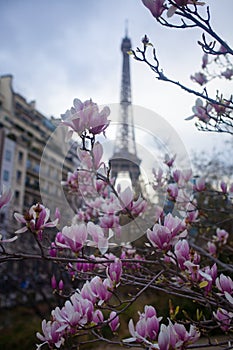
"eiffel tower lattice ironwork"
109,33,141,194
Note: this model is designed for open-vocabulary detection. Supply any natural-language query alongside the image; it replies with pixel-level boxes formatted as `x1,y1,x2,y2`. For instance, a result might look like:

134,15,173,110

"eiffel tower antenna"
125,19,128,37
109,30,141,194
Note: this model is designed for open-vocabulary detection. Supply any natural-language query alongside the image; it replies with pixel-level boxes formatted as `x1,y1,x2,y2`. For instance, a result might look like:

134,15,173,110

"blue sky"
0,0,232,157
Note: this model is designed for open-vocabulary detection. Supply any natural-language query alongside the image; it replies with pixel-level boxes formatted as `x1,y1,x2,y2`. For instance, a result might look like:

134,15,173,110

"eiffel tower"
109,31,141,195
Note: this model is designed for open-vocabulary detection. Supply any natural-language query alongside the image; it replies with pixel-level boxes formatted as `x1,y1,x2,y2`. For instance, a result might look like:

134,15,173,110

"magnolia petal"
225,291,233,305
185,115,195,121
1,235,18,243
15,226,28,234
98,237,109,255
44,218,59,228
122,337,137,343
120,186,133,207
14,212,26,224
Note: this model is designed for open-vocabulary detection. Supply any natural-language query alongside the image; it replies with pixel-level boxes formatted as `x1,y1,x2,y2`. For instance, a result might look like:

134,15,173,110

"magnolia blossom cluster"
2,95,232,349
124,305,200,349
187,50,233,125
207,228,229,256
147,213,187,252
61,98,110,138
51,188,146,256
37,259,122,349
61,101,147,252
191,51,233,87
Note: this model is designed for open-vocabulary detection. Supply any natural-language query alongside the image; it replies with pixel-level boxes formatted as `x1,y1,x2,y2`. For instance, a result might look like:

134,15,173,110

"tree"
0,1,233,349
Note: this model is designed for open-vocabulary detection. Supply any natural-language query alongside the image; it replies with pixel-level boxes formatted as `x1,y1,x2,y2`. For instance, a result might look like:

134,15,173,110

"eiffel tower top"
109,30,141,193
111,30,140,160
120,34,132,105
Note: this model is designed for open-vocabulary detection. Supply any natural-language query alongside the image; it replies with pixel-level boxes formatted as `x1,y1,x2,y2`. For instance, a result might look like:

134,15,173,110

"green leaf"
199,281,209,288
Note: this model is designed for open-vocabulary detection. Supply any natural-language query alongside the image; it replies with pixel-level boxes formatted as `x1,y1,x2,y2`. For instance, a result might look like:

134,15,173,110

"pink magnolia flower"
61,170,79,192
164,153,176,168
60,223,88,253
89,276,112,304
186,98,212,123
147,213,186,251
212,100,230,115
92,310,104,324
52,300,85,331
173,168,192,186
216,274,233,295
163,213,186,236
172,322,200,346
174,239,190,270
158,321,200,350
152,167,166,190
87,222,114,255
221,68,233,80
194,177,206,191
191,72,208,86
14,203,59,240
213,308,233,332
158,323,170,350
185,202,198,223
62,98,110,137
183,261,200,282
147,224,172,251
0,187,12,210
107,259,122,286
99,213,120,231
214,228,229,245
109,311,120,332
119,187,147,216
126,305,162,343
200,264,217,294
207,241,217,256
70,293,94,323
36,320,65,349
141,0,166,19
167,183,179,201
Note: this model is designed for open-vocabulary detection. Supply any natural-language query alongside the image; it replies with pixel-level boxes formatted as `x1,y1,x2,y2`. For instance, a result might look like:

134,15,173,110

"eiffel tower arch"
109,33,142,195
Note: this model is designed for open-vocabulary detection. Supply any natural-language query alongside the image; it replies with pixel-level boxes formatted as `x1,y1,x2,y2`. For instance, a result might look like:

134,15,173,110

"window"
18,151,23,164
25,176,30,186
33,164,40,173
26,159,31,169
5,149,11,162
0,213,5,223
3,170,9,182
15,190,20,205
16,170,22,184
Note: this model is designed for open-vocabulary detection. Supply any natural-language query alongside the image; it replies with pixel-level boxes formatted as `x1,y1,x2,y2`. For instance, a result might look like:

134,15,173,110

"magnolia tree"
0,1,233,349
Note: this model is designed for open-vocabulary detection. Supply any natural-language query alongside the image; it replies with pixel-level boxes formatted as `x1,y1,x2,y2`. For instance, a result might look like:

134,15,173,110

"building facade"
0,74,79,235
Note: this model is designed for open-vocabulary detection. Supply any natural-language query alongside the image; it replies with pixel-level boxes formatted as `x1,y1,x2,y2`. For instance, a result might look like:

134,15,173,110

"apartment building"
0,74,79,235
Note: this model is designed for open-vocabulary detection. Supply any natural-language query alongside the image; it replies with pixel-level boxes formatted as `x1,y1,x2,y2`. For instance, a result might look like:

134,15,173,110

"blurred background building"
0,74,79,237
